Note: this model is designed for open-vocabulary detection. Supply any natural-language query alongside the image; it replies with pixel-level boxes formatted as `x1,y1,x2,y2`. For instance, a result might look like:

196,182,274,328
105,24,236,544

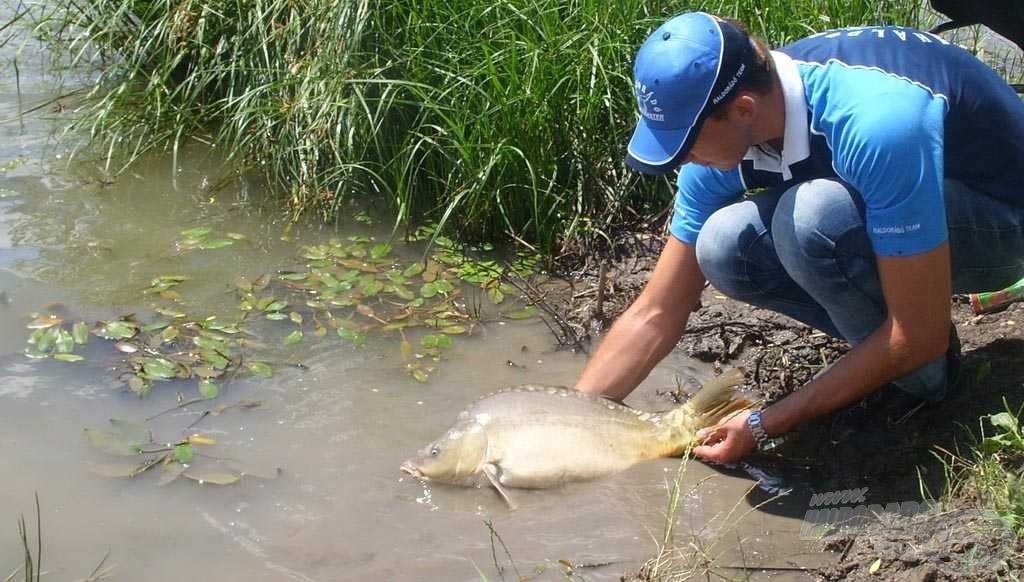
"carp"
400,369,756,507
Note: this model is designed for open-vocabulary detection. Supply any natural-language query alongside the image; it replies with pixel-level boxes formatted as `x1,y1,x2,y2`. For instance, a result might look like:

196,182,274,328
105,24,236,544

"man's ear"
728,94,757,123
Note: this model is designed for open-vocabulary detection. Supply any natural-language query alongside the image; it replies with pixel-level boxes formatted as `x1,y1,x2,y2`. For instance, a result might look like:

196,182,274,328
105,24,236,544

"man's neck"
756,79,787,151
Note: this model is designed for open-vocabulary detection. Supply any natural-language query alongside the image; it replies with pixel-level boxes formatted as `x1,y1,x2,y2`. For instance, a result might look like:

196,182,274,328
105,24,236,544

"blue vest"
672,26,1024,256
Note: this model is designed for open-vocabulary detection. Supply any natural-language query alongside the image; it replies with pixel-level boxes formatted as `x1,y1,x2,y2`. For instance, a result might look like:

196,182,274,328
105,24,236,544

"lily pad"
337,329,366,346
83,428,143,456
95,320,139,340
140,357,177,380
502,306,538,320
198,379,219,399
248,361,272,378
174,443,194,463
72,321,90,344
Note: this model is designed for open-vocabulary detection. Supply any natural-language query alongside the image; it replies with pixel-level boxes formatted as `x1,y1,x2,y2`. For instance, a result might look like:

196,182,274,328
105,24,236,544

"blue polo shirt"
671,26,1024,256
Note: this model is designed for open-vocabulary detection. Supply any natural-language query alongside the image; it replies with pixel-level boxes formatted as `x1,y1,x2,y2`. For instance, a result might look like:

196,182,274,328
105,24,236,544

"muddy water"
0,16,820,582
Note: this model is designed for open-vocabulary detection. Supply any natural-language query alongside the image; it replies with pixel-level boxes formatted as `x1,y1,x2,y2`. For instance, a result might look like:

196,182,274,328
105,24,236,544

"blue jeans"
694,179,1024,400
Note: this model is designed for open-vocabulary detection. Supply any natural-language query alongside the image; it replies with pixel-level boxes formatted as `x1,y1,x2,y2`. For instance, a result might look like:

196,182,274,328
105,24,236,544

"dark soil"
553,237,1024,581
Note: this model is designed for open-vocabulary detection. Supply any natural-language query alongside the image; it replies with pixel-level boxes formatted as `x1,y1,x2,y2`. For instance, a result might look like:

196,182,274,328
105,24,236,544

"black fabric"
929,0,1024,51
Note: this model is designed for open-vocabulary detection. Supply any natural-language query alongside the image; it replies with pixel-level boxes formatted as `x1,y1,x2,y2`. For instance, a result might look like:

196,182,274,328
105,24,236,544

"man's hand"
692,410,755,463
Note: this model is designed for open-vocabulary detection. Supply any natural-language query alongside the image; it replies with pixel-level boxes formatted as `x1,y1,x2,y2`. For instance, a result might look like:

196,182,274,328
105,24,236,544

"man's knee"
695,200,764,295
772,179,868,272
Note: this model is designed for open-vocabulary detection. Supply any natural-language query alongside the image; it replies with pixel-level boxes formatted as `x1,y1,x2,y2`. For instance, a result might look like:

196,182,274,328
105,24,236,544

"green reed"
21,0,919,253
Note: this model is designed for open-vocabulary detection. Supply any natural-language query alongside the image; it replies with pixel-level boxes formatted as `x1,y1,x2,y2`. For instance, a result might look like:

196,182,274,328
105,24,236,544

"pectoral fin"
481,463,516,509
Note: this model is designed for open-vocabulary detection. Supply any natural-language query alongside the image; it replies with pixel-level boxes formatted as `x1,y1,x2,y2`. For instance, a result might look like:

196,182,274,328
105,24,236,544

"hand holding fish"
692,410,756,464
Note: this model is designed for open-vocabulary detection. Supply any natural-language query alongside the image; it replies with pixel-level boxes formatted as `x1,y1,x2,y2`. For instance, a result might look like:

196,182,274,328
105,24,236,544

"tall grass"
21,0,920,252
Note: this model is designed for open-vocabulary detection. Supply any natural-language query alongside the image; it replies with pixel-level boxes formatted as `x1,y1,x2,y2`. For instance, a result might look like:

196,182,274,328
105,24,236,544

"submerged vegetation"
18,0,920,253
23,227,540,391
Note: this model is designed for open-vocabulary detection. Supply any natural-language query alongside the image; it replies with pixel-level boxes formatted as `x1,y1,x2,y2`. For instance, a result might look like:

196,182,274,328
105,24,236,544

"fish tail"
663,369,757,431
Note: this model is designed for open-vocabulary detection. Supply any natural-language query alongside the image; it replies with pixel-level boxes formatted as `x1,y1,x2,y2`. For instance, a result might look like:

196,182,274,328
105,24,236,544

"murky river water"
0,10,839,582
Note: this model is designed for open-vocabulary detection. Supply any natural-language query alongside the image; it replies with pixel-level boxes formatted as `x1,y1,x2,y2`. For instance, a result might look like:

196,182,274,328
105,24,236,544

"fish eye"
429,445,440,457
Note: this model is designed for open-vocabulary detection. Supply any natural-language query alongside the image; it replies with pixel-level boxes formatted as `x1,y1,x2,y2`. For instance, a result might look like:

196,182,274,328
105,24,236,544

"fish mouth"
400,461,425,479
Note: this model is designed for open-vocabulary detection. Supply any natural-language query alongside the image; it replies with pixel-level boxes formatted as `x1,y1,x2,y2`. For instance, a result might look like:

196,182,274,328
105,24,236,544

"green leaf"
981,436,1009,454
54,328,74,353
278,271,309,281
174,443,194,464
264,300,288,312
140,357,177,380
153,307,187,319
180,227,212,239
990,412,1019,434
338,329,366,346
411,368,429,383
487,286,505,304
301,245,330,260
193,335,228,352
503,306,538,320
289,312,303,325
72,322,90,344
199,380,220,399
96,320,139,340
421,334,453,349
23,347,49,359
248,361,272,378
370,243,392,259
283,330,303,345
53,353,84,362
360,278,385,297
441,325,468,335
200,349,231,370
28,327,56,354
161,326,180,343
381,321,412,332
403,263,425,278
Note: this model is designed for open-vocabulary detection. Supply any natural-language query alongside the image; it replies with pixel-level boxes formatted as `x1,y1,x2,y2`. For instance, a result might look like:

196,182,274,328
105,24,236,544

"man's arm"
575,236,706,401
693,242,952,462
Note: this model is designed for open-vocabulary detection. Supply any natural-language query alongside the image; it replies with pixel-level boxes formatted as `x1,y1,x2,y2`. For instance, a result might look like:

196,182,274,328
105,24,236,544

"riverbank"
553,233,1024,580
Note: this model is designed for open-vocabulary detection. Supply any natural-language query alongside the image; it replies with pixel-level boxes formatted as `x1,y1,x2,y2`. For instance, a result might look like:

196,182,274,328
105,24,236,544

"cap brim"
625,117,696,175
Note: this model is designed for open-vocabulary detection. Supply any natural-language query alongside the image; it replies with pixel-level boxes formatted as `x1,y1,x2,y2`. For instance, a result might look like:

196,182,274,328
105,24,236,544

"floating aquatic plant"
83,403,278,486
24,231,540,387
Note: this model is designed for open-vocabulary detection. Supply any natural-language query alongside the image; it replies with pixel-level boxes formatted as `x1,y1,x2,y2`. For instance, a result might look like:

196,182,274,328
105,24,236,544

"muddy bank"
551,236,1024,580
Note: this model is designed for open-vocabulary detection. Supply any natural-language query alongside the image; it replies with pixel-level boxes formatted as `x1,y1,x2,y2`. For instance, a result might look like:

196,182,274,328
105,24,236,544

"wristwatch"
747,410,779,452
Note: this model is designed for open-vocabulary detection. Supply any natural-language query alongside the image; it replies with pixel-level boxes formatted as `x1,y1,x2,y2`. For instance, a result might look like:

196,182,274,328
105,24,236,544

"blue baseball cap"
626,12,756,174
